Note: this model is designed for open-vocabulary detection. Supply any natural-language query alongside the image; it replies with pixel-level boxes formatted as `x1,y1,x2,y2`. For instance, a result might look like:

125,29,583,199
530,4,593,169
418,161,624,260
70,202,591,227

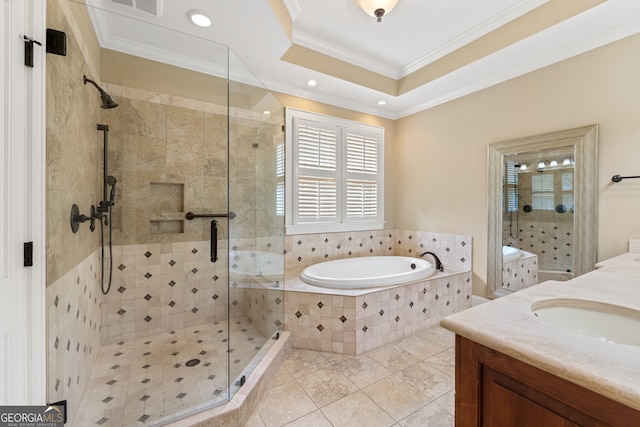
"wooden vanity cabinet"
455,335,640,426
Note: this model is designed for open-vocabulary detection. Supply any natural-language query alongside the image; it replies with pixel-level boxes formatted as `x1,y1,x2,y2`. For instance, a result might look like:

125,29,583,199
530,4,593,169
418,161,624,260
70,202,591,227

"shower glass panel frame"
53,2,284,425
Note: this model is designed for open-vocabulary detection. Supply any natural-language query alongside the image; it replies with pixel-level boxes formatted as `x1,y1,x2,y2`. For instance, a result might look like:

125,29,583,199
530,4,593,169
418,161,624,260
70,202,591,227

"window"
504,160,518,212
275,141,285,217
531,174,555,210
285,108,384,234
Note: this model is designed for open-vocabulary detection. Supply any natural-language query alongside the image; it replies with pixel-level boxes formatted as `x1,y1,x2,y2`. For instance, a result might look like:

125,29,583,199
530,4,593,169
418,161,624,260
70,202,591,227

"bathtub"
300,256,436,289
229,250,284,277
503,246,522,262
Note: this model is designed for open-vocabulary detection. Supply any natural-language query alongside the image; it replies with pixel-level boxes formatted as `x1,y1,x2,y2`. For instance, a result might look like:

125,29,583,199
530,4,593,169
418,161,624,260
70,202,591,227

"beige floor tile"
396,337,446,360
283,349,333,379
267,366,295,390
365,343,420,373
418,326,455,348
282,410,333,427
426,348,455,377
244,409,267,427
321,391,395,427
396,360,454,402
397,392,454,427
296,365,359,407
362,376,428,421
255,380,318,427
333,355,393,389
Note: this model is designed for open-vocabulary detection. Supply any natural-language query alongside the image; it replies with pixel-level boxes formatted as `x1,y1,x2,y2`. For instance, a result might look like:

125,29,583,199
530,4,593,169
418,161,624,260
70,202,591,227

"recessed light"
378,100,386,105
307,80,317,87
187,10,211,27
263,110,271,115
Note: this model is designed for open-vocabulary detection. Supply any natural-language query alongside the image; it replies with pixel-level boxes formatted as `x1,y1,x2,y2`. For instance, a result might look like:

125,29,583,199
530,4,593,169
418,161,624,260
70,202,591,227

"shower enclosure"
49,3,285,425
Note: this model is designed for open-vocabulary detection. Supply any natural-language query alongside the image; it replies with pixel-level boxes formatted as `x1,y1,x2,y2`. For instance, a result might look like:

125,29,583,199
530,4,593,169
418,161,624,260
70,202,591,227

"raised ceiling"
84,0,640,118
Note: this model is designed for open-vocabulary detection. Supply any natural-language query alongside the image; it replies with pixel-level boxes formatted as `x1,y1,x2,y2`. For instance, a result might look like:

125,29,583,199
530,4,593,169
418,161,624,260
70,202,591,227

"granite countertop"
440,245,640,411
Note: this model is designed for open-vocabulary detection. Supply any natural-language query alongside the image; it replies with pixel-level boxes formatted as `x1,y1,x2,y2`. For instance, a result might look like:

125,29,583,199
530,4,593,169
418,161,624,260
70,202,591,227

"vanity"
441,241,640,426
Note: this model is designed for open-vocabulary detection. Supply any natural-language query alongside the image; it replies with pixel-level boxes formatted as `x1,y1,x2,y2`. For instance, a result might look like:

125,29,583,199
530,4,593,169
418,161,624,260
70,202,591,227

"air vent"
111,0,163,17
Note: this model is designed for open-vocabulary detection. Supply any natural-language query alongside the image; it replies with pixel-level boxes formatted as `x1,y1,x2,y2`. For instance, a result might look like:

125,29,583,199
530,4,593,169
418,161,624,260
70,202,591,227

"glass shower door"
227,51,285,399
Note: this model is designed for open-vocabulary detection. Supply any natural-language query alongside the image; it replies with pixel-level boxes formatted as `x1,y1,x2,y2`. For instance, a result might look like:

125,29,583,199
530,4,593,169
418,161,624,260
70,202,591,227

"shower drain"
185,358,200,367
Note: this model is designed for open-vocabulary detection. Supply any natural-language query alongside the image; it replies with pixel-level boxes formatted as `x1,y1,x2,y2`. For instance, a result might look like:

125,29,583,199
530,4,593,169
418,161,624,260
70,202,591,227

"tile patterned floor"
75,317,267,427
245,326,455,427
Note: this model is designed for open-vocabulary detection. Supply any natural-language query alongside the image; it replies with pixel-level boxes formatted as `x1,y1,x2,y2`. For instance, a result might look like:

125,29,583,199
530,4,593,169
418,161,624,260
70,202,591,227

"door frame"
2,0,47,404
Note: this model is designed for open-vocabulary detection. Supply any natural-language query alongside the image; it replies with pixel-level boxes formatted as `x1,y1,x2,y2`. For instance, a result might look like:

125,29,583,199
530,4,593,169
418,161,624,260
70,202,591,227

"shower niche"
149,182,184,234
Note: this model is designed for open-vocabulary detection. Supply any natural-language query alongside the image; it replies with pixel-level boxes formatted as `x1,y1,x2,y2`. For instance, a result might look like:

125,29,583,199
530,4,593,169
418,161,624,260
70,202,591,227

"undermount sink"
532,299,640,347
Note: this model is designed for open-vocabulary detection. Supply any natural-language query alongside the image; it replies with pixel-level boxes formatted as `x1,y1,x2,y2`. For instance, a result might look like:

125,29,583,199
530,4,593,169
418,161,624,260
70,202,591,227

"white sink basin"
532,299,640,347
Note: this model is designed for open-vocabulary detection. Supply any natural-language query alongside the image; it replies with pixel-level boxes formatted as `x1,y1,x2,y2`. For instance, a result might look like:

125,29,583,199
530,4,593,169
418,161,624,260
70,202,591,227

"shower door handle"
210,220,218,263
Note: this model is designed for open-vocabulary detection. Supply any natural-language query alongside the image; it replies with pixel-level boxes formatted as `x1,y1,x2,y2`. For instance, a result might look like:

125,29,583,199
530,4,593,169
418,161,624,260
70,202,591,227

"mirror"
488,125,598,297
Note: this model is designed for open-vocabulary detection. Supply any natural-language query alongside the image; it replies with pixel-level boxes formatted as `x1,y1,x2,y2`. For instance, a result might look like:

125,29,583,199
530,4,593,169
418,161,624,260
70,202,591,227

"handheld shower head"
83,75,118,109
107,176,117,206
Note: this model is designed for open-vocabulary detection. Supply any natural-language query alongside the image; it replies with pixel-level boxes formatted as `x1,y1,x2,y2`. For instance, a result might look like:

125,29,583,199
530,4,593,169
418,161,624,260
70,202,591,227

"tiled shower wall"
100,241,231,344
502,167,574,273
46,0,104,415
47,249,102,418
503,220,573,272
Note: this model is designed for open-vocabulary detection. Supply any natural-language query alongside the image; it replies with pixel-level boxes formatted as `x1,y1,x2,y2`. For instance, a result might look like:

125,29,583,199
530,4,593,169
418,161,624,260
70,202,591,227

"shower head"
83,75,118,109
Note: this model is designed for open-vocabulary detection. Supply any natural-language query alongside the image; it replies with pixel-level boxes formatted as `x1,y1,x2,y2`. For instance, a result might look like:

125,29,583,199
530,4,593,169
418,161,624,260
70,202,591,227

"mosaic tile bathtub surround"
283,230,473,354
285,272,471,355
284,229,472,271
502,250,538,292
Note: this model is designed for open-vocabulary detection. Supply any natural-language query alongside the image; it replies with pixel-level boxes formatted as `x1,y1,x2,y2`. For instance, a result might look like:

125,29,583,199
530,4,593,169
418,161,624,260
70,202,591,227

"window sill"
285,221,385,235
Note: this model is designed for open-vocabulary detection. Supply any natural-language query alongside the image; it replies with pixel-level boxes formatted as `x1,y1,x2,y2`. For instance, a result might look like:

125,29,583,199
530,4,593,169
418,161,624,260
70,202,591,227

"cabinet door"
481,367,579,427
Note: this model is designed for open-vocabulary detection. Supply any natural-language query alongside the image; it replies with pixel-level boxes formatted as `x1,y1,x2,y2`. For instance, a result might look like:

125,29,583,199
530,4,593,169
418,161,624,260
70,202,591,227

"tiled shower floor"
74,317,267,427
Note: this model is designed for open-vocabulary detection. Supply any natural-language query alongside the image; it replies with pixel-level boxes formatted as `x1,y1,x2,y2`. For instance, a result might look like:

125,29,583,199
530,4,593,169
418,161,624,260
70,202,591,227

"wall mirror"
487,125,598,297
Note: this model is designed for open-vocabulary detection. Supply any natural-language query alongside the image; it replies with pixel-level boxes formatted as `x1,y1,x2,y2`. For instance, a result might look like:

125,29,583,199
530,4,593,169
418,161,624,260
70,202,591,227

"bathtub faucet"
419,251,444,272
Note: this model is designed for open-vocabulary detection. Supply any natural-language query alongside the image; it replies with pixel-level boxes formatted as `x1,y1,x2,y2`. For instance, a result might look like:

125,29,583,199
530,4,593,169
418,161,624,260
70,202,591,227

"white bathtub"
300,256,436,289
229,251,284,277
503,246,522,262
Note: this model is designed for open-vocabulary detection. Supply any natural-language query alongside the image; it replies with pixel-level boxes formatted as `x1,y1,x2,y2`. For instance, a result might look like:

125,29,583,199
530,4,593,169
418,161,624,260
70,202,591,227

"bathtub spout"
419,252,444,272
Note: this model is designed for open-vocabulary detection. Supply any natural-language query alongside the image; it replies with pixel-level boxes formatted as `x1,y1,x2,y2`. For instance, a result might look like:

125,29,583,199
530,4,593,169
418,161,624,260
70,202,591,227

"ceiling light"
378,100,386,105
563,158,572,166
307,80,317,87
263,110,270,115
537,161,546,170
356,0,400,22
549,160,558,167
187,10,211,27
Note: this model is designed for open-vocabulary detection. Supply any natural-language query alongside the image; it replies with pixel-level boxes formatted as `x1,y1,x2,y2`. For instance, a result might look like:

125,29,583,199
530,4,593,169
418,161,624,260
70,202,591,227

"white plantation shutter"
298,124,337,170
275,142,285,216
345,129,379,219
298,176,337,218
286,108,384,234
532,174,555,210
346,132,377,173
347,180,377,217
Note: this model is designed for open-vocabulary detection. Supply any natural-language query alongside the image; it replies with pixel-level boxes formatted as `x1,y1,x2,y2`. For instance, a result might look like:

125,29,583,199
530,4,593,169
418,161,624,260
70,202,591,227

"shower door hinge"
24,242,33,267
23,36,42,68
